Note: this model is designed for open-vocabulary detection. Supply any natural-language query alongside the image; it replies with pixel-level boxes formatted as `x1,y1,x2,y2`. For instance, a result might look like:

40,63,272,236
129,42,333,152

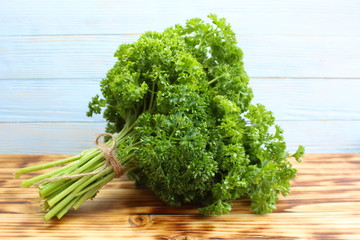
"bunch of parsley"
16,14,304,220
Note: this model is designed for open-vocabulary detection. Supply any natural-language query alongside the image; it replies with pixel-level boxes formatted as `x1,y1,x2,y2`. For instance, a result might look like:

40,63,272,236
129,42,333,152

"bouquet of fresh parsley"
16,14,304,220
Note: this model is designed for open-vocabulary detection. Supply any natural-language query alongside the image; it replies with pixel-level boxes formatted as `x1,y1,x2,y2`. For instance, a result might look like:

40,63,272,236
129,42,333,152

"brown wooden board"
1,154,359,239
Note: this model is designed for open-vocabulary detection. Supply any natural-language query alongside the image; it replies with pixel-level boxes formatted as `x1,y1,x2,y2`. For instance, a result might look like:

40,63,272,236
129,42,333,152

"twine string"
33,133,123,186
95,133,124,177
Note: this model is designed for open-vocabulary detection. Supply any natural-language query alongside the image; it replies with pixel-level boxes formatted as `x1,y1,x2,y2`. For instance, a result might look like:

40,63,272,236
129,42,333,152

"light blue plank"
280,121,360,154
0,121,358,154
1,35,360,79
0,78,359,122
0,79,103,122
0,35,131,80
0,122,107,154
0,0,359,36
250,78,360,121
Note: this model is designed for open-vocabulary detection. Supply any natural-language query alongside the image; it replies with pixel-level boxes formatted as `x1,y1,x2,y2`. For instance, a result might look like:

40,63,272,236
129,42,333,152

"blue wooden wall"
0,0,359,154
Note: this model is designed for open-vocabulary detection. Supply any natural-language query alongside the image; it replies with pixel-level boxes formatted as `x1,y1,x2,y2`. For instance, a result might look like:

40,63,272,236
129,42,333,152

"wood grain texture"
1,0,359,36
0,0,359,154
1,154,359,239
1,78,359,122
1,35,360,79
1,121,359,154
0,122,106,154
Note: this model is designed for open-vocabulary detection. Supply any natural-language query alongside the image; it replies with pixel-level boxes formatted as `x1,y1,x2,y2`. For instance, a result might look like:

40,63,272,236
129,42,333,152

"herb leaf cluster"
17,14,303,220
88,14,304,215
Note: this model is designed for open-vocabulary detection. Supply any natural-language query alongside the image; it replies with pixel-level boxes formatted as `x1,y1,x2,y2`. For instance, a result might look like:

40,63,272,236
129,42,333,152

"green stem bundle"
15,122,138,221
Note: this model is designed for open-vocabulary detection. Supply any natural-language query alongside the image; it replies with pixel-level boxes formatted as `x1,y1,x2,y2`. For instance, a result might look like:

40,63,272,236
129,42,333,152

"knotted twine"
34,133,124,186
94,133,124,177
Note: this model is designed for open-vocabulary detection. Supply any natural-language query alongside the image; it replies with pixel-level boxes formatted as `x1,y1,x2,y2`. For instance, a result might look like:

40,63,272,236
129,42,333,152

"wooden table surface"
1,154,359,239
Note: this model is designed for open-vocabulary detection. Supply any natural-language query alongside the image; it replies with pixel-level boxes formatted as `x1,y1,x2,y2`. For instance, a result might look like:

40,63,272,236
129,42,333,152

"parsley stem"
44,191,76,221
55,197,79,219
37,150,103,195
72,172,114,210
208,73,227,85
15,154,81,177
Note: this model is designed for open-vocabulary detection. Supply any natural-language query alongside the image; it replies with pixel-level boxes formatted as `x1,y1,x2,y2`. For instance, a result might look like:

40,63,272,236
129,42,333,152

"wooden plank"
280,120,360,153
1,78,359,122
0,0,359,36
0,121,359,154
0,79,103,122
1,35,360,79
0,122,106,154
1,154,359,239
250,78,360,121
